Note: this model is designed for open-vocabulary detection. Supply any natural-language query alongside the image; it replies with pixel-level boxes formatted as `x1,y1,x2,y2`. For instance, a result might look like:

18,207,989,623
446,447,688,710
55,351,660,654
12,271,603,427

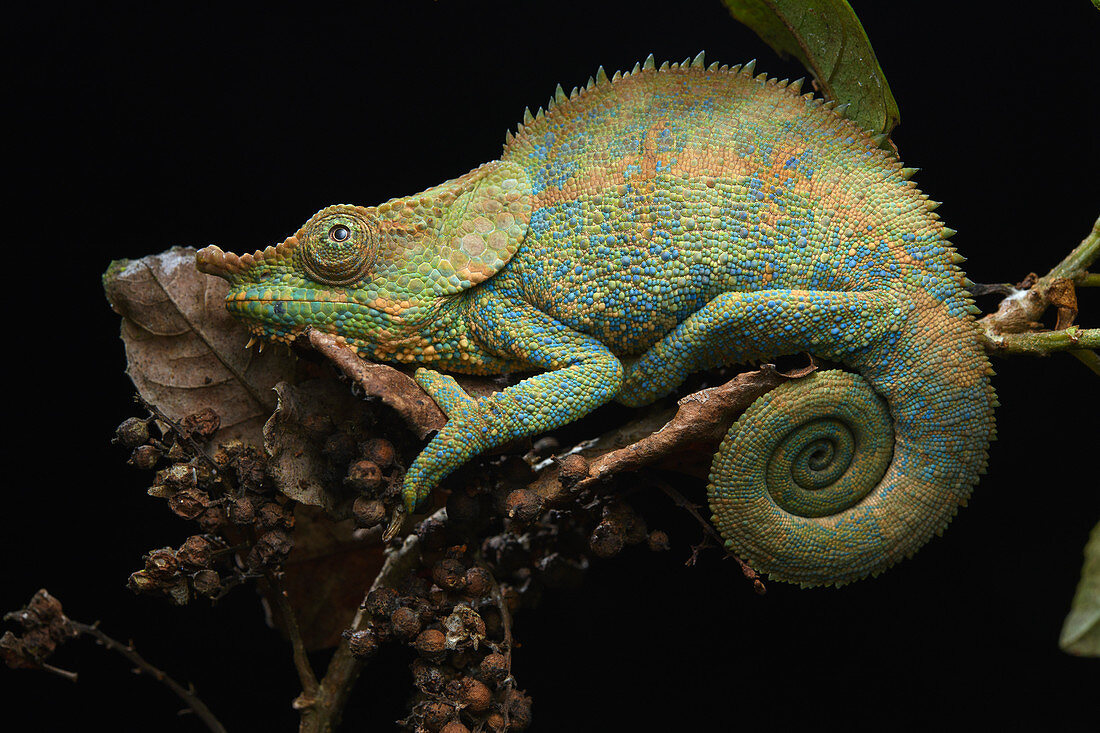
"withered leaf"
278,506,386,650
264,379,374,519
103,247,296,446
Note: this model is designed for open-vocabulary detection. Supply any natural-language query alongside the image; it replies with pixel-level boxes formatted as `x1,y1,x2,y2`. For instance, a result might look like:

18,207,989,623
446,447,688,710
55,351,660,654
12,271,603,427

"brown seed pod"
439,721,471,733
414,628,447,662
128,444,161,470
345,459,383,492
228,495,257,525
463,567,493,598
176,535,218,570
647,529,671,552
504,489,542,524
363,587,400,618
432,559,467,593
390,606,422,641
144,548,180,580
589,520,625,558
479,652,508,684
343,629,379,658
359,437,396,467
168,488,211,520
191,569,221,598
419,701,456,731
458,676,492,712
352,496,387,529
114,417,151,448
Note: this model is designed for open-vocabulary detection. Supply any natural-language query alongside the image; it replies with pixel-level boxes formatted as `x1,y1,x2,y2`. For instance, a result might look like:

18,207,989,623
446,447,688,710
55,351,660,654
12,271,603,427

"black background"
5,1,1099,730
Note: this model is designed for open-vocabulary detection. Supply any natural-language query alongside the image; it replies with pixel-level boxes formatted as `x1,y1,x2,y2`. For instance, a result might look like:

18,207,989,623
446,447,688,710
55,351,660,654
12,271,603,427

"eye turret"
300,208,379,285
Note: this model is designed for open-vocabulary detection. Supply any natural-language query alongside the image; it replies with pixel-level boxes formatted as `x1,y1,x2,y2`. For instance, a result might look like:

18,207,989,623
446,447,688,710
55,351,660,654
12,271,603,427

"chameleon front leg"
617,288,903,407
403,297,623,510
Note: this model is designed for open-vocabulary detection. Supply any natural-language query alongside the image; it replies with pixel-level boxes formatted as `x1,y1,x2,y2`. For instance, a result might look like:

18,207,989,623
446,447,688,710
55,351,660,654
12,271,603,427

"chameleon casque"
197,53,997,586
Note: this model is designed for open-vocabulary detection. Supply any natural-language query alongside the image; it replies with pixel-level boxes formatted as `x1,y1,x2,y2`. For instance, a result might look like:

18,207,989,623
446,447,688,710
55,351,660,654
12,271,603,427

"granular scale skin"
197,53,997,586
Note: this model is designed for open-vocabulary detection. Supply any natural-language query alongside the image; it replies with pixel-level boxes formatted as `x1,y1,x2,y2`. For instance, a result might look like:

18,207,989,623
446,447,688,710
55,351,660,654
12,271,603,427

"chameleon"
197,53,997,586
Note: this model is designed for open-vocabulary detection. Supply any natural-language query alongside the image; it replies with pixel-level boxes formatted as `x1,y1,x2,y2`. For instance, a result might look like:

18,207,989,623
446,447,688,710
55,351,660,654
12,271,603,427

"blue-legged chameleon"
196,54,996,586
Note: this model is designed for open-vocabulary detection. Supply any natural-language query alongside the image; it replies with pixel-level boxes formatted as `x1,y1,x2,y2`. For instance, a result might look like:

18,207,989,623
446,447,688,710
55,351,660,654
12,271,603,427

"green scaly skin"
197,54,996,586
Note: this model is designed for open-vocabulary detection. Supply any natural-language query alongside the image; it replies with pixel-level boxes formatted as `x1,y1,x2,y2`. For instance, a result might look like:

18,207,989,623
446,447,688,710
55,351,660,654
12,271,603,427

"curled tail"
708,304,997,587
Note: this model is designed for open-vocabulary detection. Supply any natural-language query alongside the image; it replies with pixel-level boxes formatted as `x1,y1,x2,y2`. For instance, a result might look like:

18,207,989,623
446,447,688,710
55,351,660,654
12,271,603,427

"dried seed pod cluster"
116,406,297,606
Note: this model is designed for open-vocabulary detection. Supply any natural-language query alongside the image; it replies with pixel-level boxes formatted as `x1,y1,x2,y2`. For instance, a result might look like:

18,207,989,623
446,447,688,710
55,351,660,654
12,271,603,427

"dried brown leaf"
103,247,295,446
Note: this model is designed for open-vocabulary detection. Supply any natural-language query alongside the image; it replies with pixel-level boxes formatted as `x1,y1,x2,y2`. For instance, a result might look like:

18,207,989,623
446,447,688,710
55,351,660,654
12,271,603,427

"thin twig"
262,570,319,699
70,620,227,733
982,326,1100,355
650,475,766,595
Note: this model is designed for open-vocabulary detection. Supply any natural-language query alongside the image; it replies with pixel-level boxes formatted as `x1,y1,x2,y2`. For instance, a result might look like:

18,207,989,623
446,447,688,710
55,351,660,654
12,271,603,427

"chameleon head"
195,160,532,361
195,204,399,348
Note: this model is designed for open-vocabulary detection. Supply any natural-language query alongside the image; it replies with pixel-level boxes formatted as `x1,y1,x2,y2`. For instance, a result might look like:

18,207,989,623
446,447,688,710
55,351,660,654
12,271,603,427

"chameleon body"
197,54,996,586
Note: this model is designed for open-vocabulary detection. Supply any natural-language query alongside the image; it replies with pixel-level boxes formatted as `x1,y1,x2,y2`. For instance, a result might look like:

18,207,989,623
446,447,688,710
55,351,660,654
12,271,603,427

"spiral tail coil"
709,370,910,587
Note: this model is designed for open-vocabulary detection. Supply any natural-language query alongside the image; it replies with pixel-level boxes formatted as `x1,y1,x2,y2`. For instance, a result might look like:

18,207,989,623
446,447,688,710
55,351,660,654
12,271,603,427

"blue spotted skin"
197,56,996,586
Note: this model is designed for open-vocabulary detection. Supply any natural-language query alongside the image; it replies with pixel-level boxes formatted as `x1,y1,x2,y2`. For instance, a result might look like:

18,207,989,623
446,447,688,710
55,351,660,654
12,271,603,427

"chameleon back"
498,57,996,584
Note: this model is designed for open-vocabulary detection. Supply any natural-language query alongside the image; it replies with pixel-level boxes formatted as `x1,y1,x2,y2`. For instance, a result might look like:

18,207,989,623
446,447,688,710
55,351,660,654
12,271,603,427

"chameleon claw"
382,505,407,542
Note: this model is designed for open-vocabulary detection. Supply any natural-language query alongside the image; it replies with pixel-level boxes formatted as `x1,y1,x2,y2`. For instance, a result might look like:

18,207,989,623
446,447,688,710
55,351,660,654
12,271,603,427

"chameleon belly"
197,54,996,586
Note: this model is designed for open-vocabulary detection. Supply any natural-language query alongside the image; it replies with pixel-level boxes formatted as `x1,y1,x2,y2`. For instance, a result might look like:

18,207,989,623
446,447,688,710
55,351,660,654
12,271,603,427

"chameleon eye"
300,209,380,286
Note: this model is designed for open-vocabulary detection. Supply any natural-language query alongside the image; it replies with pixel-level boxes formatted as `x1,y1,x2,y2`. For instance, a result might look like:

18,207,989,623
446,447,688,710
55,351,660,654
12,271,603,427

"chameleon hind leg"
616,288,924,586
617,288,903,406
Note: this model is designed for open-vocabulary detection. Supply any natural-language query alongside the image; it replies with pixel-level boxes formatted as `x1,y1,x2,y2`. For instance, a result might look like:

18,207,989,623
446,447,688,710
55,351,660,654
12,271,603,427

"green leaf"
1060,521,1100,656
721,0,900,136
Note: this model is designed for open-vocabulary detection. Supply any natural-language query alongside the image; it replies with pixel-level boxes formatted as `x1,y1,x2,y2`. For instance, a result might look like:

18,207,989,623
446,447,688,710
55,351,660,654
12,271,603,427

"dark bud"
228,495,257,525
180,408,220,442
344,459,382,492
647,530,671,552
557,453,590,487
411,658,445,693
322,432,356,464
359,438,396,468
352,497,386,529
168,488,211,520
506,689,533,729
589,519,625,558
390,606,421,641
176,535,218,570
249,529,293,568
128,444,162,470
197,505,228,533
127,570,160,594
479,652,508,684
114,417,150,448
505,489,542,524
463,567,493,598
363,587,400,618
486,712,507,731
432,558,467,593
440,721,471,733
343,629,379,658
144,547,180,581
191,569,221,598
458,676,492,712
419,701,456,731
414,628,447,662
255,501,295,532
301,413,335,442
